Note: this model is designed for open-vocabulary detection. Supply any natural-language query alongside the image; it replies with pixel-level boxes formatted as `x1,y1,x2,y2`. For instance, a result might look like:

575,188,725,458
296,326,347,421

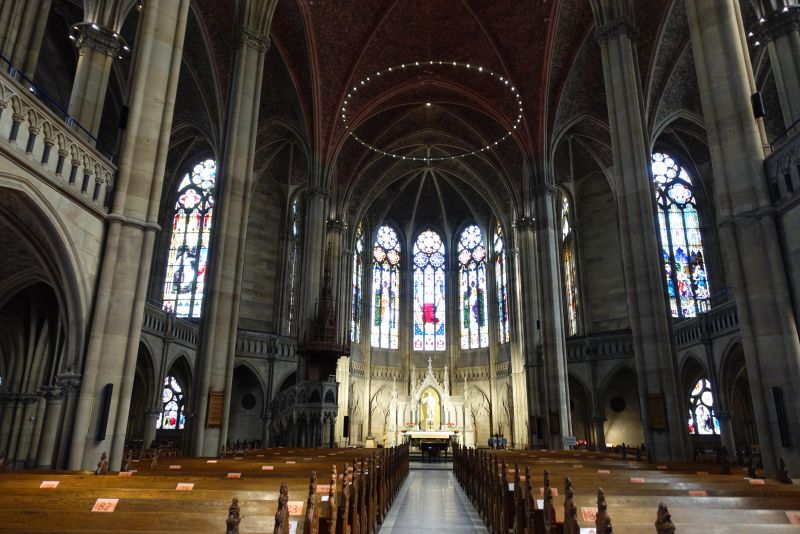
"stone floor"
379,465,488,533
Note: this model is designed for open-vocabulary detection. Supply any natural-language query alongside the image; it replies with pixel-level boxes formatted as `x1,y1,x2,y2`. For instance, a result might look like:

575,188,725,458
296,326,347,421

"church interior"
1,0,800,531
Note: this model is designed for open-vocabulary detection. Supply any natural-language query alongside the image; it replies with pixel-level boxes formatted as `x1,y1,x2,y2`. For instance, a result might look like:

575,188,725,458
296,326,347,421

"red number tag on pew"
287,500,305,516
689,490,708,496
169,465,181,470
92,498,119,512
175,483,194,491
317,484,330,494
597,469,610,474
786,511,800,524
749,478,765,485
262,465,274,471
539,487,559,496
227,473,241,479
206,460,218,464
118,471,133,477
39,481,59,489
630,477,646,483
581,507,597,522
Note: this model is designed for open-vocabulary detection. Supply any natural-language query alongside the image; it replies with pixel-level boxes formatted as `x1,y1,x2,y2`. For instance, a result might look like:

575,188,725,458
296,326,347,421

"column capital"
513,216,536,231
55,372,81,392
753,7,800,42
327,218,347,233
594,16,638,44
308,186,331,199
239,27,270,52
39,386,65,402
533,182,559,199
69,22,127,57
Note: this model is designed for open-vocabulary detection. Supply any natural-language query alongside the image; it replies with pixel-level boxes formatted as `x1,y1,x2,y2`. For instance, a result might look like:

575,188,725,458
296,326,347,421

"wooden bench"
453,445,800,534
0,444,409,533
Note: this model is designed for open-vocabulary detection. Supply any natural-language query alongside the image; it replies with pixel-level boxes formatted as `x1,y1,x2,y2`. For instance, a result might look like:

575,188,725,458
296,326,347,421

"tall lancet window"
687,378,720,435
156,376,185,430
494,223,510,343
559,192,578,336
371,225,400,349
651,152,711,318
286,198,301,333
163,159,216,317
413,230,446,351
458,225,488,349
351,224,364,343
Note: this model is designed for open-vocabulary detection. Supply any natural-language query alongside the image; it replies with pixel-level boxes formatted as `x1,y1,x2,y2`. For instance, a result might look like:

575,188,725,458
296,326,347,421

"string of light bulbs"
340,60,523,162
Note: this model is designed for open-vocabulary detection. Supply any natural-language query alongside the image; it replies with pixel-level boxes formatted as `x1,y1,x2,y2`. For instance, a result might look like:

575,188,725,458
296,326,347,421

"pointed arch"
457,224,488,349
371,224,401,349
493,221,510,344
558,189,579,336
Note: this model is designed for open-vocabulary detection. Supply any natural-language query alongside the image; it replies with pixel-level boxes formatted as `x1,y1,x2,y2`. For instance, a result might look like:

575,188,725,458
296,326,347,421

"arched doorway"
723,343,758,453
228,365,265,447
602,367,644,447
125,342,156,448
568,375,592,448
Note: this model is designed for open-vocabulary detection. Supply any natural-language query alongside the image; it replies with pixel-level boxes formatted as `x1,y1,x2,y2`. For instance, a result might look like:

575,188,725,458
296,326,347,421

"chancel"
0,0,799,532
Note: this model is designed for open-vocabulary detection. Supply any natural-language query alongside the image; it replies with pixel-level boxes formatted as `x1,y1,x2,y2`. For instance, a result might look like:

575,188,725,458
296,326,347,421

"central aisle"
379,464,488,533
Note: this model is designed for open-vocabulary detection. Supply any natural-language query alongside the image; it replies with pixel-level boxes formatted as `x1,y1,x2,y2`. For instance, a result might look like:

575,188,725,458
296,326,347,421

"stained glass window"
156,376,185,430
651,153,711,318
413,230,446,351
687,378,720,435
559,192,578,336
494,223,510,344
162,159,216,317
371,225,400,349
458,225,488,349
286,198,301,333
351,224,364,343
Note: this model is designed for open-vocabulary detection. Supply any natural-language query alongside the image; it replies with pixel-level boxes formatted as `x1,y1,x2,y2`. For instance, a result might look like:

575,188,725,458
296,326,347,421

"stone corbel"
594,16,638,44
753,7,800,42
69,22,127,58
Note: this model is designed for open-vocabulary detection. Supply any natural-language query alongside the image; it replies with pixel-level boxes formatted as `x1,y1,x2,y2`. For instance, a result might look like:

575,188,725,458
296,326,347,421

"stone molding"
239,27,270,53
39,386,64,402
594,16,638,44
514,216,536,230
326,218,347,233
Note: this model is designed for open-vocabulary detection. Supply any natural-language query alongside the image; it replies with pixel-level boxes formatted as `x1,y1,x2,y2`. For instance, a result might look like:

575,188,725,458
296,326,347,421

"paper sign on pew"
597,469,610,475
540,487,559,496
689,490,708,496
287,501,305,516
786,511,800,524
630,477,646,483
169,465,181,470
317,484,330,494
227,473,242,479
92,498,119,513
175,483,194,491
289,520,298,534
206,460,218,464
262,465,274,471
749,478,765,485
39,481,59,489
579,529,597,534
286,460,296,464
581,507,598,522
118,471,134,477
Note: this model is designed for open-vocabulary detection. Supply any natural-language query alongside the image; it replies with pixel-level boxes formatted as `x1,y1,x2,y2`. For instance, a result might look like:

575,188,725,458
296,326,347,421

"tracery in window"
458,225,488,349
351,224,364,343
494,223,510,343
687,378,720,435
651,152,711,318
371,226,400,349
162,159,216,318
413,230,446,351
156,376,185,430
559,192,578,336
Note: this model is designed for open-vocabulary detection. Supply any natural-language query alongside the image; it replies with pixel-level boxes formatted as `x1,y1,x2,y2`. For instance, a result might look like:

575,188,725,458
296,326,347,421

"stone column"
141,409,160,449
534,183,572,449
753,4,800,127
511,219,538,447
68,0,191,471
35,386,64,468
716,410,736,454
299,188,329,337
590,1,688,461
0,0,52,76
194,21,272,457
67,22,125,137
12,396,38,466
686,0,800,476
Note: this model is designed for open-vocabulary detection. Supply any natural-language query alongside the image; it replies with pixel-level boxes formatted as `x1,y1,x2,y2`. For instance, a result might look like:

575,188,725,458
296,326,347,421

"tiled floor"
379,467,488,533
